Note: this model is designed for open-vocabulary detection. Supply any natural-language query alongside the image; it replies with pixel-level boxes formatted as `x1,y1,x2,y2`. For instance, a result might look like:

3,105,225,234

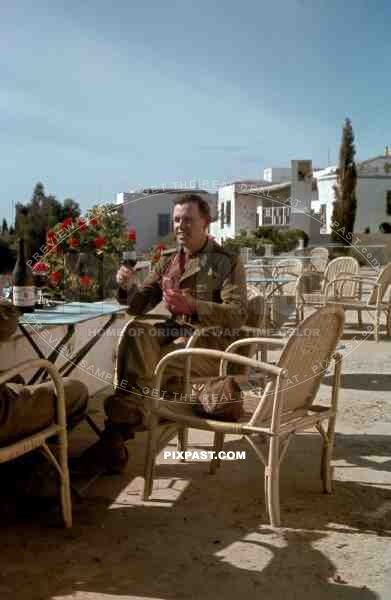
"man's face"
173,202,208,253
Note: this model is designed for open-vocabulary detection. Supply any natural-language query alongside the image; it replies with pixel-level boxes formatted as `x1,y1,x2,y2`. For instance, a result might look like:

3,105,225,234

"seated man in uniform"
78,193,248,473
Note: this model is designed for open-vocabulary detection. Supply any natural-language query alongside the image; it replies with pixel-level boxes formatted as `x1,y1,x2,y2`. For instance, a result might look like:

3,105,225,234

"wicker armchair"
296,256,360,321
0,360,72,527
310,247,329,273
272,259,304,325
273,258,304,279
112,288,270,429
325,262,391,342
142,305,345,527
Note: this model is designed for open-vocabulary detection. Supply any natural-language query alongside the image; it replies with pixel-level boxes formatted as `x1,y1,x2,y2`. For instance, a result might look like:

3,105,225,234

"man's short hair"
173,193,211,224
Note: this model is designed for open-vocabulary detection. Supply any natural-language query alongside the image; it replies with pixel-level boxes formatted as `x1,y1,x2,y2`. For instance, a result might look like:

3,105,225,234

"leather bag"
192,376,243,422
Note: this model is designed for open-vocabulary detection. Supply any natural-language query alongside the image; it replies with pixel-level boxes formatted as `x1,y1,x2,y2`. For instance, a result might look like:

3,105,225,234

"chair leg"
177,428,188,460
39,439,72,528
209,432,225,474
386,310,391,337
321,415,337,494
58,429,72,528
299,305,304,322
143,414,159,500
266,436,280,527
375,309,380,343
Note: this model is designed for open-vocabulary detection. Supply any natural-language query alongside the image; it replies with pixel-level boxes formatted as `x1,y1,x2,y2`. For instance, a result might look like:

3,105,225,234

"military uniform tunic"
106,238,248,427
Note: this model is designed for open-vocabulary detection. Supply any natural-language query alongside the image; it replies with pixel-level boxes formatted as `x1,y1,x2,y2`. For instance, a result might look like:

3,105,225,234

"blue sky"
1,0,390,224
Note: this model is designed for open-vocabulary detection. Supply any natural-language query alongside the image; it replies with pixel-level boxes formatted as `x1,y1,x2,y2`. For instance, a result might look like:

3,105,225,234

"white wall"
263,167,291,183
315,174,336,233
215,185,236,242
355,178,391,233
316,163,391,235
235,192,257,234
117,191,217,251
290,160,313,236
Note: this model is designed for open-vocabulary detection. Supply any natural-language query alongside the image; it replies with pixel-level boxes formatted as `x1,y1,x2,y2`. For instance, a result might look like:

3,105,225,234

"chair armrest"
185,326,220,348
0,359,67,431
238,325,270,337
225,337,285,354
324,278,378,298
156,347,284,378
223,337,285,373
187,324,284,349
152,347,286,409
345,276,376,282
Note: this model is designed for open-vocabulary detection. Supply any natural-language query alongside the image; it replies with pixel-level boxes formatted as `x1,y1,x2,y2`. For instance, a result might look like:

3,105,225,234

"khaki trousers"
0,379,88,446
106,317,234,426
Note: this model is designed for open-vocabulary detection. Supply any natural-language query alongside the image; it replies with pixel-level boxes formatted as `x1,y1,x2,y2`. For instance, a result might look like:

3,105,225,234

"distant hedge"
222,227,309,255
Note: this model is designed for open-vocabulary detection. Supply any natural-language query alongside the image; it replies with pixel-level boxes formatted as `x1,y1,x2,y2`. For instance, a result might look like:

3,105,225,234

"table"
246,275,293,329
18,302,125,385
246,275,290,298
246,256,314,271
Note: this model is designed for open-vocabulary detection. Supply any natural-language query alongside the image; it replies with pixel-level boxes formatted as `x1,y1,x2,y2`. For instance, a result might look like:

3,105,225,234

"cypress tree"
331,118,357,244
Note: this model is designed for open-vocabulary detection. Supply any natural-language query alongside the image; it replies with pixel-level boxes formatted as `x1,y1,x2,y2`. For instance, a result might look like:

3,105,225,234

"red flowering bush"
148,243,167,265
43,203,137,300
32,262,49,273
79,274,93,288
50,271,62,286
128,227,137,243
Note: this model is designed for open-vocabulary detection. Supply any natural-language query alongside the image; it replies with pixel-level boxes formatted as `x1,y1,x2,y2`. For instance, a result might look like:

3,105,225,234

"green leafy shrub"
222,227,308,255
379,222,391,233
329,246,352,260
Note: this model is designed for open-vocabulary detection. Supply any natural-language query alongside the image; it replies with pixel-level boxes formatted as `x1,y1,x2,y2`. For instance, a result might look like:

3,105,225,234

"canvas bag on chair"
192,376,243,421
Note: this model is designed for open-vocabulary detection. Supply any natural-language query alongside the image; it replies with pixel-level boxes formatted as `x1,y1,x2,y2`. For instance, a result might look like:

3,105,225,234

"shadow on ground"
323,373,391,391
1,430,390,600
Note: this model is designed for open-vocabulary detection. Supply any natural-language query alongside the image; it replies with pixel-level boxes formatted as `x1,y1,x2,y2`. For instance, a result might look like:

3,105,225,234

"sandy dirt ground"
1,314,391,600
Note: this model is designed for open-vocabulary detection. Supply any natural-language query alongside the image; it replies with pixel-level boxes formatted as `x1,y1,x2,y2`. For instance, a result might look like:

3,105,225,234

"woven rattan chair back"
323,257,359,297
367,262,391,305
310,247,329,273
273,258,304,278
277,305,344,416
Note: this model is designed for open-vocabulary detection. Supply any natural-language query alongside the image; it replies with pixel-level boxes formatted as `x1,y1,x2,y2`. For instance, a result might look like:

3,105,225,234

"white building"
313,148,391,234
212,160,319,243
263,167,291,183
116,188,217,251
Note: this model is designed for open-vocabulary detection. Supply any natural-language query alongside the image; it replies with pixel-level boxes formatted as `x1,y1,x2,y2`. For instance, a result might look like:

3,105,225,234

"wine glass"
32,263,49,307
161,275,178,293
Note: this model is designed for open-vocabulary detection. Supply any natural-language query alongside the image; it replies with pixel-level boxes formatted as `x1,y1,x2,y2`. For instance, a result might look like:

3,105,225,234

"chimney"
385,146,390,157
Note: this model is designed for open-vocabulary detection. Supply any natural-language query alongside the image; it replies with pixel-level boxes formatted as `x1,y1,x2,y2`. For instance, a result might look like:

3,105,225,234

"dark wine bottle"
121,250,137,269
12,238,35,313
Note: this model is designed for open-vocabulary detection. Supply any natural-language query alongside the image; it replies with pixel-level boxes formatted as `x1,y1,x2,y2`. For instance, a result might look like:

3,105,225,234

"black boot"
71,427,129,475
